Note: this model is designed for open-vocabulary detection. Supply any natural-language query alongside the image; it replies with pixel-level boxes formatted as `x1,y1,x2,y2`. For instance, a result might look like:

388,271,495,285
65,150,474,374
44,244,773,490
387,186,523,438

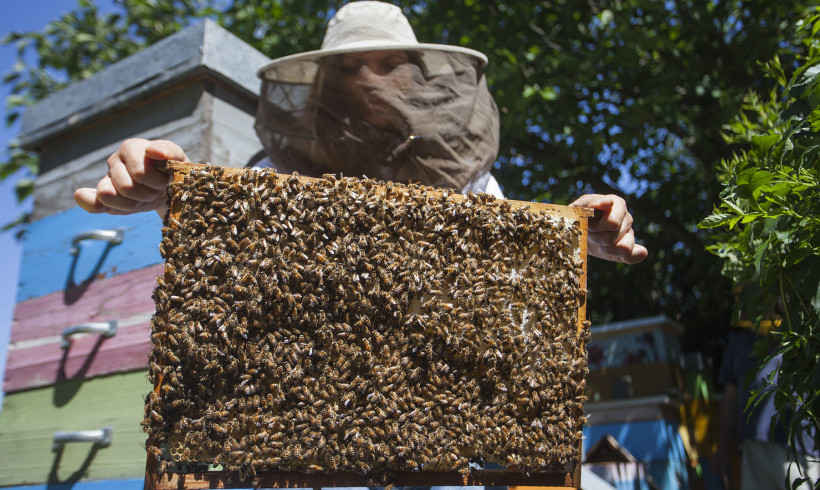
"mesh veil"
255,50,499,189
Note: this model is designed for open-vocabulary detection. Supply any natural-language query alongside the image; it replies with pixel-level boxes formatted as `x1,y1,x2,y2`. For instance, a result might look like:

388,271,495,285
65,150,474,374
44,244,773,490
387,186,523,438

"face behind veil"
255,49,500,190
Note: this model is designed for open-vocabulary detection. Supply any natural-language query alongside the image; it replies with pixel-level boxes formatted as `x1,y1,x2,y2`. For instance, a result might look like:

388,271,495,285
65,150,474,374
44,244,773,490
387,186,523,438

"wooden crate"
145,161,593,489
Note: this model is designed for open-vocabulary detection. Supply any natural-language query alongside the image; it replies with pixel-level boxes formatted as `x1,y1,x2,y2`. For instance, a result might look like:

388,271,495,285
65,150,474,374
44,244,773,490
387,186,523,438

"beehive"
145,160,593,489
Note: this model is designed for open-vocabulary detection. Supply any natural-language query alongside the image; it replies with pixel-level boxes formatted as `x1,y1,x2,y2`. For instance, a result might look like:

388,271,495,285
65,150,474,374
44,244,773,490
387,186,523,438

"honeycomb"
145,164,590,484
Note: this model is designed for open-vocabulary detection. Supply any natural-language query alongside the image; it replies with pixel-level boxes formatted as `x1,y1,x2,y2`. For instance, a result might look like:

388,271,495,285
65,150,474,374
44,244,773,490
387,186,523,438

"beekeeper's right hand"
74,139,187,217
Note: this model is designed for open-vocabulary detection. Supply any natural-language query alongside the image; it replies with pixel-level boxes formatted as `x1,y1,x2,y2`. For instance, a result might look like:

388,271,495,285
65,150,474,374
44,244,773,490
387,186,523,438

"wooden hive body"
146,161,593,489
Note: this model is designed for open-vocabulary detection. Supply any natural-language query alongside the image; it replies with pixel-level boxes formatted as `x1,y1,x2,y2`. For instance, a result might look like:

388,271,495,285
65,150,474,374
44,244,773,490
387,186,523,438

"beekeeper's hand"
74,139,186,217
570,194,648,264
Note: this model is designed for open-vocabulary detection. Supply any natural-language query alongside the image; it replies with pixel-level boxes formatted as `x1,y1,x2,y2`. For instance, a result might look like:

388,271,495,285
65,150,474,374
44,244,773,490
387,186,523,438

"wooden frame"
145,160,593,490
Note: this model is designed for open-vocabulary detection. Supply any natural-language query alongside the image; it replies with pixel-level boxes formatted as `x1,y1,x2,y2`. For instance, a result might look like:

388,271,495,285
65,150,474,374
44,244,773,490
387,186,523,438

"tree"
1,1,812,351
700,11,820,485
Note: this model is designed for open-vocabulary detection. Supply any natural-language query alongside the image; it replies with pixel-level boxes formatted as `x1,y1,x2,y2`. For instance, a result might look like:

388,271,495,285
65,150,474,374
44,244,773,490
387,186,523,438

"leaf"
74,32,96,44
740,213,762,224
523,85,537,99
783,99,811,121
753,236,770,278
599,9,614,26
699,213,736,229
751,134,781,155
773,230,794,246
724,198,745,215
791,63,820,98
14,178,34,202
0,161,22,181
737,168,775,196
0,211,29,233
784,246,812,267
538,86,557,101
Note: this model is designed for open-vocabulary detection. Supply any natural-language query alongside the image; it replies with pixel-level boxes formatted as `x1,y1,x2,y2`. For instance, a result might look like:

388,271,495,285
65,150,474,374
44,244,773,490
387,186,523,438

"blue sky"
0,1,116,402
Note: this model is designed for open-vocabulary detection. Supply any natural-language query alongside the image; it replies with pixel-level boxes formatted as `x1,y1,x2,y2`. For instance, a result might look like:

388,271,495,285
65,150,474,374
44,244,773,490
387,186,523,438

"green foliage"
216,0,333,59
700,10,820,483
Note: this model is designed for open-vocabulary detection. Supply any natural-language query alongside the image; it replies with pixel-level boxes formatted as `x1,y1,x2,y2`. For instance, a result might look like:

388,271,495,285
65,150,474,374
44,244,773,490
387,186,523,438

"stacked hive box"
146,162,593,489
583,315,691,489
0,22,268,489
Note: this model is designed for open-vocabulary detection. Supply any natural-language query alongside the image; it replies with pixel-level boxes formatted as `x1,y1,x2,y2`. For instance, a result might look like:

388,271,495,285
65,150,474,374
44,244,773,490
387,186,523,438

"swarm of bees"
145,165,589,483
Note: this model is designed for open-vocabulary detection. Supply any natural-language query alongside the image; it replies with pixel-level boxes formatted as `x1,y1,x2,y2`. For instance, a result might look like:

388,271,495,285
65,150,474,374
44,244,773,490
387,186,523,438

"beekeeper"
74,1,647,264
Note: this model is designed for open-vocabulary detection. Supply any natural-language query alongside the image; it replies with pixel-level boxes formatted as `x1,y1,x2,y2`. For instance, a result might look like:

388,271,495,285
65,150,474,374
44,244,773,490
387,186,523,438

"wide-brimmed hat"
257,1,488,82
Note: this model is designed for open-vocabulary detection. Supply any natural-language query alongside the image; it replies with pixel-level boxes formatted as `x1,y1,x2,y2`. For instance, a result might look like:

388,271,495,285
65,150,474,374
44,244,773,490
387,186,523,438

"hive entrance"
145,161,592,489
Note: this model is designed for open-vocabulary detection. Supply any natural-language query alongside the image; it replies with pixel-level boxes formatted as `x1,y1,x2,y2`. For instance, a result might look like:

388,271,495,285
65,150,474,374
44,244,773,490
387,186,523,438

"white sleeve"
460,171,505,199
482,174,505,199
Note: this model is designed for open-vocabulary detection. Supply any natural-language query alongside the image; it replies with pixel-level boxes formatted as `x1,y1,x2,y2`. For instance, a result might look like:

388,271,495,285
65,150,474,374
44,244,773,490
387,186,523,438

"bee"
147,409,164,424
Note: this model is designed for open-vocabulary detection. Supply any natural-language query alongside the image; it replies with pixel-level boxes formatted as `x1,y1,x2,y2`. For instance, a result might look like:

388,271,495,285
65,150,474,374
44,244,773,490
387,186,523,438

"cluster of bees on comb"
145,164,590,484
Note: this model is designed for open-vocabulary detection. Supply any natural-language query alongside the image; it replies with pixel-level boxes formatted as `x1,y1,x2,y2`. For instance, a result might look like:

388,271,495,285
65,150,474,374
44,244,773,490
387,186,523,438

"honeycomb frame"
144,160,593,489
